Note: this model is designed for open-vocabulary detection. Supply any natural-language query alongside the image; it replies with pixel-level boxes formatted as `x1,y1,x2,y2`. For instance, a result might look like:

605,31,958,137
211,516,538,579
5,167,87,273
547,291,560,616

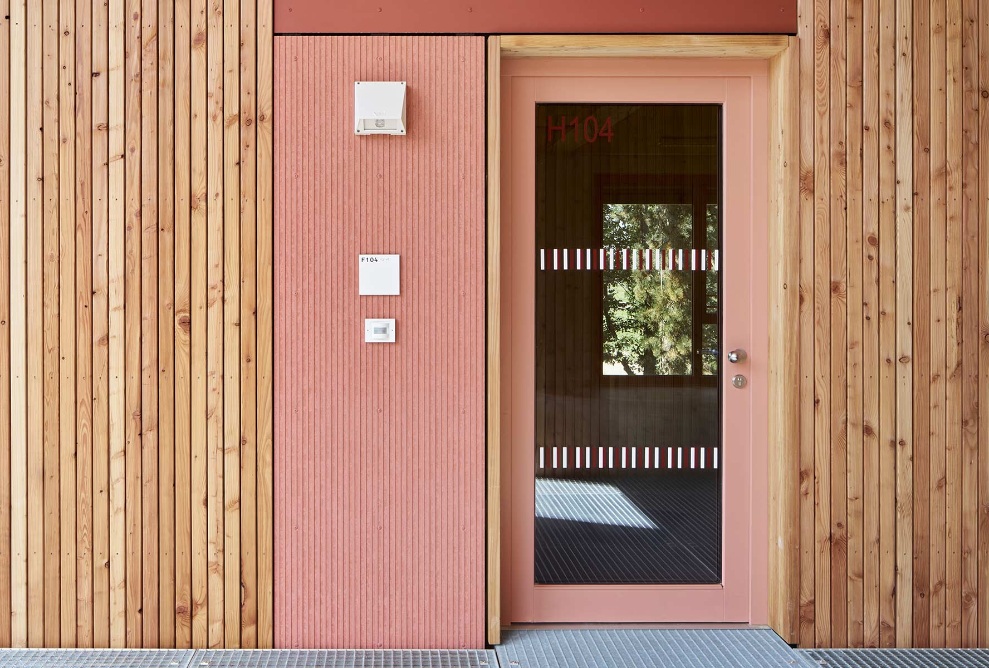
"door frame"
485,35,800,645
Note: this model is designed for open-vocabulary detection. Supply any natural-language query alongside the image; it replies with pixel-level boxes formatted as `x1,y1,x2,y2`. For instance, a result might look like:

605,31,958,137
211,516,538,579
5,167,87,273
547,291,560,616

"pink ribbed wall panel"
274,36,486,649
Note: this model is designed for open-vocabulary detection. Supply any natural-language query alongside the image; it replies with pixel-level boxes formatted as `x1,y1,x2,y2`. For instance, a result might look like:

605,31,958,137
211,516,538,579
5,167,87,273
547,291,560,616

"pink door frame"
499,58,771,624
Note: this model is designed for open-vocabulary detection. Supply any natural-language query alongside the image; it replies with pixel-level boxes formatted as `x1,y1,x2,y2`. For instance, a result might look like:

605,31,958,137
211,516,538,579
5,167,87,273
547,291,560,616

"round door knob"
728,349,747,363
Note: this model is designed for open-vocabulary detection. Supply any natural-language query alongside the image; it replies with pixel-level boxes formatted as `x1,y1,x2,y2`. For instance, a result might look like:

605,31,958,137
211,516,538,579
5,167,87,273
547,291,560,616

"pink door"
500,58,770,624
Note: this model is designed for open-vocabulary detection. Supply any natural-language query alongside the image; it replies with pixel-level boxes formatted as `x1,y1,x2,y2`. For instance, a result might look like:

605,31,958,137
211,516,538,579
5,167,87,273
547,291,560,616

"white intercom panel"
364,318,396,343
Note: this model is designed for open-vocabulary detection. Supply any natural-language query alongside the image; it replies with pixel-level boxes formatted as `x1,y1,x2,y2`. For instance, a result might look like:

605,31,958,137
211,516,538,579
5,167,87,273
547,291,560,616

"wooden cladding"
0,0,273,648
781,0,989,649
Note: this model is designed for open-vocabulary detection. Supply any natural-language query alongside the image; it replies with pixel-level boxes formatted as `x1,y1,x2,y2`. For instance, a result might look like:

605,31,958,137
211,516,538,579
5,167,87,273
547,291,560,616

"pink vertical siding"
274,36,486,649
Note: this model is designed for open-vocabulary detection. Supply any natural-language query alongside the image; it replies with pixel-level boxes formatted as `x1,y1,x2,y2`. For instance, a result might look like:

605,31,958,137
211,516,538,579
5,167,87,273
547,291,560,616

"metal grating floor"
802,649,989,668
4,638,989,668
495,629,814,668
0,649,192,667
195,650,496,668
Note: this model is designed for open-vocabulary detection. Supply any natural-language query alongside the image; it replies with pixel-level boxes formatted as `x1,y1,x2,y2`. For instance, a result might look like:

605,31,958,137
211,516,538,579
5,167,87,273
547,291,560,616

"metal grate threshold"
802,648,989,668
3,637,989,668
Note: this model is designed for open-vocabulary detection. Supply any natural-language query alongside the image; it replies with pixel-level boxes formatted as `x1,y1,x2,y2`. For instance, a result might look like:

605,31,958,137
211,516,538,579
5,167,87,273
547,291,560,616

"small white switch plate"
364,318,396,343
359,254,400,295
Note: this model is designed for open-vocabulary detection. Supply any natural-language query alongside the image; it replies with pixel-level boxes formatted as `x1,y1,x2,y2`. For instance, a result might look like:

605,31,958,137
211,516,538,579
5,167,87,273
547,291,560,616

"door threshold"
504,622,772,631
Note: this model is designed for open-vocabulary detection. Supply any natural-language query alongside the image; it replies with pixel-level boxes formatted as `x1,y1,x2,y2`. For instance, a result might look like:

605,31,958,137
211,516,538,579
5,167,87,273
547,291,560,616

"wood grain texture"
124,0,143,646
768,36,801,646
0,0,11,648
845,0,865,647
877,0,898,647
894,0,914,648
943,0,963,647
959,0,979,647
255,0,274,649
26,0,43,646
221,0,241,648
8,0,28,648
486,34,502,648
0,0,273,648
786,0,988,644
107,0,126,646
861,0,882,646
977,0,989,648
91,0,111,644
911,0,931,646
139,0,160,647
43,0,62,647
58,0,78,645
828,0,849,647
499,34,789,58
157,0,176,647
239,0,258,648
813,0,833,646
797,0,818,647
190,0,209,647
74,0,94,646
928,0,947,646
206,0,224,647
174,0,193,647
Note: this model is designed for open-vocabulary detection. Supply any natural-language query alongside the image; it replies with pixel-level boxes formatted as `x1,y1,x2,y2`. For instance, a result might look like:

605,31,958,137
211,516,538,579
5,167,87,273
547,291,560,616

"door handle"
727,349,747,364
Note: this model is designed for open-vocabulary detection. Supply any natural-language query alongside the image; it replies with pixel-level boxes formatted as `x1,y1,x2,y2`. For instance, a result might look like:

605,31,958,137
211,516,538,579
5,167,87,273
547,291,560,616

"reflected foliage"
602,203,694,376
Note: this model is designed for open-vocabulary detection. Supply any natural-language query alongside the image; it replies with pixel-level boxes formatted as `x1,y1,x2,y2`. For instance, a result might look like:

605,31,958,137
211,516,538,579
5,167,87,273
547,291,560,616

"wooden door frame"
485,34,800,646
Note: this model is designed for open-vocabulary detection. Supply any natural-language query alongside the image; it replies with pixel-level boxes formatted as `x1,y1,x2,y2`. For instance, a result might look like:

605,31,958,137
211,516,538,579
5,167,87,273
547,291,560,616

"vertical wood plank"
174,0,193,650
56,0,79,647
75,0,95,647
26,0,44,645
959,0,979,647
862,0,883,646
845,0,866,647
43,0,63,646
814,0,834,646
977,0,989,648
91,0,112,643
238,0,258,648
943,0,964,646
798,0,818,647
928,0,948,647
877,0,899,648
829,0,849,647
0,0,11,648
768,36,801,646
221,0,241,648
107,0,127,646
255,0,274,647
206,0,225,647
8,0,29,648
486,34,502,648
895,0,915,647
911,0,932,647
190,0,209,647
58,0,79,645
157,0,176,647
123,0,143,645
140,0,160,647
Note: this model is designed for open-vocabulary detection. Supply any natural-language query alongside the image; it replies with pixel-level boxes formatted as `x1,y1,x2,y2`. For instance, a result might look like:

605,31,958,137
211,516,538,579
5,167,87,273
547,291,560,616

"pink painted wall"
275,0,797,35
274,36,486,649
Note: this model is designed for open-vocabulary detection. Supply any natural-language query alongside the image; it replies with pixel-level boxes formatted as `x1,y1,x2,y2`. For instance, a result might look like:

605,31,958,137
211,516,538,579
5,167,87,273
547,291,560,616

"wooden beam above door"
499,35,790,59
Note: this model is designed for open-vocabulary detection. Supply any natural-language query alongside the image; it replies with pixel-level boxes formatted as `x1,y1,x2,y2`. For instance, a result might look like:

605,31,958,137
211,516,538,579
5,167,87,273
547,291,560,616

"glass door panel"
534,103,723,585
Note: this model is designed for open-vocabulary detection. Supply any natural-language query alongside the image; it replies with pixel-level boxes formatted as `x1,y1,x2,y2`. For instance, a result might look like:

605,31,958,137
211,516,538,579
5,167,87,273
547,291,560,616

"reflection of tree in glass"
702,203,720,376
602,203,694,376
